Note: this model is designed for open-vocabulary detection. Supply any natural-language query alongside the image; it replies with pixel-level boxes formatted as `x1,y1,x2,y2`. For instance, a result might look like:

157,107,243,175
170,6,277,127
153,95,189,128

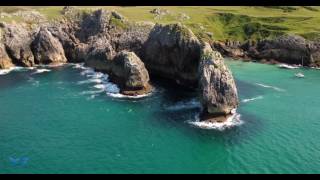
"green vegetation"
1,6,320,42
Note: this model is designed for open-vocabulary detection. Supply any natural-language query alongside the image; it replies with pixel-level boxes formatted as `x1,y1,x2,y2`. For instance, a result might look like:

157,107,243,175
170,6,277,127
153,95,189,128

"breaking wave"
241,96,263,103
255,83,286,92
106,92,153,99
76,63,151,99
0,66,32,75
32,69,51,74
187,110,243,130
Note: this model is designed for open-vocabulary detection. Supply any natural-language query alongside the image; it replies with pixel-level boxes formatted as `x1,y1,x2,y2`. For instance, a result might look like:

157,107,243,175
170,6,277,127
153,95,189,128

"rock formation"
0,42,13,69
199,43,239,122
143,23,201,87
0,8,240,123
213,35,320,67
85,50,151,96
1,23,35,67
31,27,67,65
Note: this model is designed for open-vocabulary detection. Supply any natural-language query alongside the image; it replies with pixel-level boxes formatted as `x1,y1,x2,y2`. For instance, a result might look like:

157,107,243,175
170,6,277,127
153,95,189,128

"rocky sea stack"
0,8,239,122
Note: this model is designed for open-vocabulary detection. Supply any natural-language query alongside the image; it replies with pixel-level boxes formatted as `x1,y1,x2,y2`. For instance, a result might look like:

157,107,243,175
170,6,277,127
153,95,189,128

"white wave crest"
32,69,51,74
241,95,263,103
187,110,243,130
0,66,34,75
255,83,286,92
77,78,104,85
71,63,86,69
80,89,105,95
106,92,152,99
77,63,152,99
166,98,201,111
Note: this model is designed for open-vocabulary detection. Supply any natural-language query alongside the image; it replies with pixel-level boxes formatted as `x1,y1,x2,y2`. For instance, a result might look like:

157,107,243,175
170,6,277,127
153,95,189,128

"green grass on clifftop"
1,6,320,42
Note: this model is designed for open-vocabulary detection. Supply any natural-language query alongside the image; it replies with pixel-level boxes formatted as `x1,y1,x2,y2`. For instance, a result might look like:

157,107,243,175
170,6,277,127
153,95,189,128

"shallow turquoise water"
0,60,320,174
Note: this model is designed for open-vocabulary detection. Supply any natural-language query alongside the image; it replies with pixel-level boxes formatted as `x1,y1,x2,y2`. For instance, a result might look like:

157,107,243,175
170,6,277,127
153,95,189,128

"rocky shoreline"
0,8,239,123
212,35,320,68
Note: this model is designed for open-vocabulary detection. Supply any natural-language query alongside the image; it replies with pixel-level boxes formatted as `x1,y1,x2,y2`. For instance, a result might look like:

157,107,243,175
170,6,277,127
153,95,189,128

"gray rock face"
199,43,239,120
2,23,35,67
112,51,150,92
31,27,67,65
76,9,111,42
47,21,85,62
0,43,13,69
85,50,151,95
255,35,310,65
143,23,202,87
213,41,245,59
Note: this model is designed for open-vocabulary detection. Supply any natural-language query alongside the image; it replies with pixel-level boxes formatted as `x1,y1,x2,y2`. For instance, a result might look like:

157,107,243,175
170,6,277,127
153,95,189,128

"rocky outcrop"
31,27,67,65
212,40,245,59
199,43,239,122
0,43,13,69
1,23,35,67
111,51,151,95
213,35,320,67
253,35,310,65
0,9,240,123
143,23,201,87
85,50,151,96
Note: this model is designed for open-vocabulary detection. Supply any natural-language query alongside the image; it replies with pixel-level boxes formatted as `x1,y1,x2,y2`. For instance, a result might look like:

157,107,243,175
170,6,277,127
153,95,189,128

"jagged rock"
85,50,151,96
2,23,35,67
112,51,151,95
85,35,116,63
110,22,154,58
143,23,201,87
31,27,67,65
76,9,112,42
199,42,239,122
0,43,14,69
246,35,311,65
213,41,245,59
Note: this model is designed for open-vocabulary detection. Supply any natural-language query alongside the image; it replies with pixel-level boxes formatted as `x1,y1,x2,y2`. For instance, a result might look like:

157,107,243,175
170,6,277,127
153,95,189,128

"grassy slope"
1,6,320,42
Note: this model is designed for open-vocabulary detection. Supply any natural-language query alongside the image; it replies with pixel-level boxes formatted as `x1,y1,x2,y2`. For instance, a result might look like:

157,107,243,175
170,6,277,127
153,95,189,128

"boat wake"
187,111,243,130
241,96,263,103
255,83,286,92
166,98,201,111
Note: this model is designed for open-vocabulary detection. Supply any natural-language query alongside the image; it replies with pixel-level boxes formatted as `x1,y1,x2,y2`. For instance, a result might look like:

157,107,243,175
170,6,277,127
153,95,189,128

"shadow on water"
149,77,266,147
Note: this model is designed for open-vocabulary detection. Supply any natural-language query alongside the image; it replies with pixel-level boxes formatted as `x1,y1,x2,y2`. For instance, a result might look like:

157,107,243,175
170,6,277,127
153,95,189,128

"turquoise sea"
0,59,320,174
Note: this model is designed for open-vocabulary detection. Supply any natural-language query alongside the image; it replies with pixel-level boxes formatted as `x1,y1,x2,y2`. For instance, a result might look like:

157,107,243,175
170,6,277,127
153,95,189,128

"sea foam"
76,63,152,99
32,69,51,74
187,110,243,130
0,66,31,75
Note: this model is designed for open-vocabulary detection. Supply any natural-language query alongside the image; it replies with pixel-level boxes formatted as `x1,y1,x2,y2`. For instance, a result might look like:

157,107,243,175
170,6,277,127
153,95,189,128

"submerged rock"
199,43,239,122
31,27,67,65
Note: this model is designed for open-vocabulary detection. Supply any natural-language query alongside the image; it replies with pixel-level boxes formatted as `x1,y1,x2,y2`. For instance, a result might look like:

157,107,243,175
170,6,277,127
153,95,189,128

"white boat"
295,72,305,78
278,64,299,69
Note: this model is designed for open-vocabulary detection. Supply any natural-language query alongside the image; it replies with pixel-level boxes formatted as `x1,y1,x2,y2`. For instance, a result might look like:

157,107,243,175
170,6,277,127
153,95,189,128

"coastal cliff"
0,8,239,122
213,35,320,67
